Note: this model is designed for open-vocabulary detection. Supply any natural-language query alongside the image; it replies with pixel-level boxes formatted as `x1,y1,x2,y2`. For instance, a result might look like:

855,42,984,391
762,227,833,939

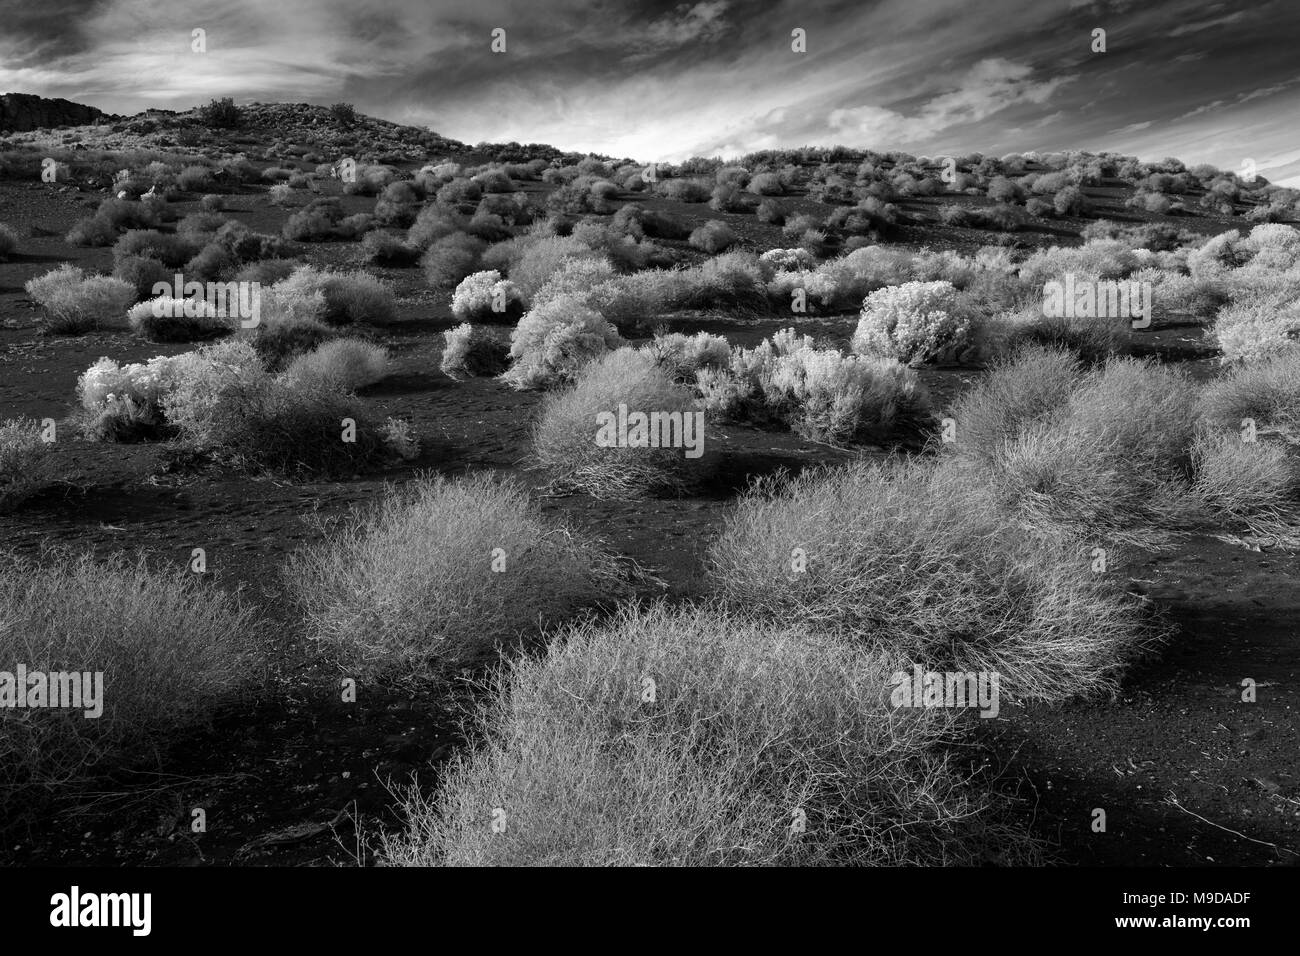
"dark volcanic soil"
1,171,1297,868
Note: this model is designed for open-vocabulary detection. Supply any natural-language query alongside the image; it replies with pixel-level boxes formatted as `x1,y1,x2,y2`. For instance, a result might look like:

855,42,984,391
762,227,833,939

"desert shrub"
1191,430,1298,530
531,257,618,309
282,197,349,241
642,330,730,381
708,183,751,213
440,323,510,378
383,602,1030,866
112,229,196,268
656,178,711,202
174,165,213,192
0,222,18,259
0,551,264,793
755,199,788,225
1213,291,1300,364
944,347,1199,544
1018,240,1140,287
451,270,526,323
471,169,516,194
1052,186,1090,216
697,330,927,444
1199,352,1300,436
275,266,395,325
360,230,420,266
1025,197,1053,218
112,254,172,302
288,474,632,683
199,194,225,212
75,354,179,441
282,339,388,392
532,348,706,498
747,172,784,195
213,221,287,262
25,265,134,334
374,181,422,226
510,235,602,304
406,204,467,250
501,294,623,390
986,177,1025,203
707,457,1158,702
127,295,236,342
198,97,242,128
0,418,53,512
421,232,487,289
689,221,737,254
235,258,299,286
853,280,970,365
65,215,119,247
162,341,388,474
583,268,693,325
181,242,236,283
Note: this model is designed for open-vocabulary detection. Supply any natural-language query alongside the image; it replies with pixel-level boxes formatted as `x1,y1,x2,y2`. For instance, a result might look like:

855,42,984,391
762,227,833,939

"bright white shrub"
853,280,971,364
450,270,524,322
501,294,623,390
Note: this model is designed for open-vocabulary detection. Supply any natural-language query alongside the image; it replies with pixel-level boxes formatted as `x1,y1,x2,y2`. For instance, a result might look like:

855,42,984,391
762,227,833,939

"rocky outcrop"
0,93,112,132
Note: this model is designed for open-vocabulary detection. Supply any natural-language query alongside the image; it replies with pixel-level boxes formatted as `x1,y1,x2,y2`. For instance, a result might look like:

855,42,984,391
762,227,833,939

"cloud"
828,58,1074,148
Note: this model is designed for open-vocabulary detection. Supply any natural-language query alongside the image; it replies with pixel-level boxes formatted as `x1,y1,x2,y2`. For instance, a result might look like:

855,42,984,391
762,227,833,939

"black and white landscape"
0,0,1298,888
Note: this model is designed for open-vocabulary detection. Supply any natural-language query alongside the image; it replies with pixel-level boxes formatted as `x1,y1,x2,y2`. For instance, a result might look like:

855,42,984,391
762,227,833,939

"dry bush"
1191,430,1299,532
281,339,388,392
383,602,1039,866
288,474,633,684
0,551,264,794
945,347,1199,545
127,295,237,342
853,280,971,365
707,457,1159,702
161,341,388,475
532,348,706,498
440,323,509,379
1199,351,1300,437
25,265,134,334
501,294,623,390
698,329,928,444
0,418,54,511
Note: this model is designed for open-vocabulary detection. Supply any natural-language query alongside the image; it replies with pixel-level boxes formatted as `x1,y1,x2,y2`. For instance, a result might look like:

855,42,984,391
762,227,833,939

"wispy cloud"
0,0,1297,177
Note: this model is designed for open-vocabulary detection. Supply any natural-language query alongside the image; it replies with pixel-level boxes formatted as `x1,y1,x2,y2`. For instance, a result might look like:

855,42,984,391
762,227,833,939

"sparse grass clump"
0,550,264,794
384,601,1037,866
289,474,633,684
533,348,707,498
945,346,1199,545
0,418,53,512
1191,430,1299,531
707,457,1159,702
25,265,134,334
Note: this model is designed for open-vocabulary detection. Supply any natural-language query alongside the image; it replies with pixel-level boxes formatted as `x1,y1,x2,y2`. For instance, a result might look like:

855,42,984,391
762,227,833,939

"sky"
2,0,1298,185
